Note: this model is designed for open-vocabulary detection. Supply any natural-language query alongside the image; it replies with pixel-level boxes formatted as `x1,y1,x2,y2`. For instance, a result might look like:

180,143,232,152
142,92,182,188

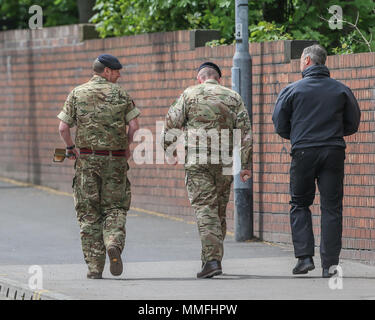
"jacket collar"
90,74,108,83
204,79,219,85
302,64,330,78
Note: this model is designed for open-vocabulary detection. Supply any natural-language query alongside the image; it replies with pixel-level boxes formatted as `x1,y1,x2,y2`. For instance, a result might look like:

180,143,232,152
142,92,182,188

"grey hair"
92,58,106,73
198,67,220,81
302,44,327,65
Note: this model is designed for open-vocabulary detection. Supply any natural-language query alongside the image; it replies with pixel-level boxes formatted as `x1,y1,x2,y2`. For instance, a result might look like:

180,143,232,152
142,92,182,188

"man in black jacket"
272,44,361,278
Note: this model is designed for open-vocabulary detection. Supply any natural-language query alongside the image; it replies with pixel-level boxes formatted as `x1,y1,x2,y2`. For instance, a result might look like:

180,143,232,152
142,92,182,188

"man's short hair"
302,44,327,65
198,67,220,81
198,62,222,78
93,58,106,73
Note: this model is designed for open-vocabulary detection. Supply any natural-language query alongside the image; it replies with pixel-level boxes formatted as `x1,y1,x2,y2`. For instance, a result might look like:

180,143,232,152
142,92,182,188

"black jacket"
272,64,361,151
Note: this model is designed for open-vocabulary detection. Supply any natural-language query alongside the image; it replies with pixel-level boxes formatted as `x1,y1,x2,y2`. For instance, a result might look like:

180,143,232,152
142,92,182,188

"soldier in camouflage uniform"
57,54,140,279
162,62,252,278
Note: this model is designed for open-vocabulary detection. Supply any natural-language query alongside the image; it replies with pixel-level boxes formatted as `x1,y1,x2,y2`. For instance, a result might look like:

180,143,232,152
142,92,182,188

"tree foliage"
90,0,374,54
90,0,235,40
0,0,78,31
284,0,375,53
0,0,373,54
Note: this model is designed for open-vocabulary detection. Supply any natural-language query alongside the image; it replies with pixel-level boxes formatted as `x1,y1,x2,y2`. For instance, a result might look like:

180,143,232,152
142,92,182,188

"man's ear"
305,55,311,66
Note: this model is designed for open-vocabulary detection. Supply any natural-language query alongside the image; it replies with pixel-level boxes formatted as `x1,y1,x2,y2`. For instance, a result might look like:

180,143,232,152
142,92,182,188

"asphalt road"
1,179,375,300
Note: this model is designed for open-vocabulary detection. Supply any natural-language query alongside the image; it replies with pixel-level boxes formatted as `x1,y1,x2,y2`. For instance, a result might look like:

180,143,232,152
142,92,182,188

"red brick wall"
0,25,374,264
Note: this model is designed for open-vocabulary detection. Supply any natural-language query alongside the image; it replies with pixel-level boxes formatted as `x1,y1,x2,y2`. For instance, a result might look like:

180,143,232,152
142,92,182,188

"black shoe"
87,271,102,279
108,246,123,276
201,261,222,269
292,256,315,275
197,260,222,279
322,267,338,278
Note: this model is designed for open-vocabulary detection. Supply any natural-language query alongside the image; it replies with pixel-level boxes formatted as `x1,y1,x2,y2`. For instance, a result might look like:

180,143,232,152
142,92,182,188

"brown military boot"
197,260,222,279
107,246,123,276
87,271,102,279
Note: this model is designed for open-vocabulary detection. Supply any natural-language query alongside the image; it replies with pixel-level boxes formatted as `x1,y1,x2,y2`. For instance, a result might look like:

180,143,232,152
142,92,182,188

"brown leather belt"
80,148,126,157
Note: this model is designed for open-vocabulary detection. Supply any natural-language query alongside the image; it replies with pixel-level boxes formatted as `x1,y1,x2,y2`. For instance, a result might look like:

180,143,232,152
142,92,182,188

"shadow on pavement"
98,274,375,281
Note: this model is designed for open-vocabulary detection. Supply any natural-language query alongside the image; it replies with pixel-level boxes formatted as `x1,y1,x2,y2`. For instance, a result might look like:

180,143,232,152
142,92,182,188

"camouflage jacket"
57,75,140,150
162,79,252,169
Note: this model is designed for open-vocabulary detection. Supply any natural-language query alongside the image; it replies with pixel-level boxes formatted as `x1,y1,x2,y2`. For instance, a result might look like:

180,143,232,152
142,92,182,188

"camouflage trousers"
185,164,233,264
73,154,131,274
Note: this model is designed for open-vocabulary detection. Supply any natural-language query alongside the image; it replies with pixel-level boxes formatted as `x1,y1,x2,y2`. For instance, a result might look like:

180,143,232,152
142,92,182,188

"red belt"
80,148,126,157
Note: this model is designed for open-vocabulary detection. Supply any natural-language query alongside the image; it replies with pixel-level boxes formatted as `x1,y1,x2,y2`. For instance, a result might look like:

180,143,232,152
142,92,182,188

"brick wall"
0,25,374,264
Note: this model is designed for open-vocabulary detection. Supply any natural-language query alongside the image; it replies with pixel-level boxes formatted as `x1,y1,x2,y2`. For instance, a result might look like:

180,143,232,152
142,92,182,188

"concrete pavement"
1,177,375,300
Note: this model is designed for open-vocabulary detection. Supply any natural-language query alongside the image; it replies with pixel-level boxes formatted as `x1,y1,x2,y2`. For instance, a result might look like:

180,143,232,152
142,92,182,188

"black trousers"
289,147,345,268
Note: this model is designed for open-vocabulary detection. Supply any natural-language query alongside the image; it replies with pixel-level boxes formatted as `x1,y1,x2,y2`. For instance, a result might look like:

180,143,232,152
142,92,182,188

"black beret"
197,62,222,78
98,54,122,70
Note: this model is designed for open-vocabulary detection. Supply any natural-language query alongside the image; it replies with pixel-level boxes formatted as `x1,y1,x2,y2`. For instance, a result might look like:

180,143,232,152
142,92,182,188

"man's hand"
66,148,79,160
240,169,252,182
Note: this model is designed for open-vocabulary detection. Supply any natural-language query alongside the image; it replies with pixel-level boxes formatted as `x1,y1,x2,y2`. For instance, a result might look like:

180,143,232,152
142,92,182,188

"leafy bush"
249,21,293,42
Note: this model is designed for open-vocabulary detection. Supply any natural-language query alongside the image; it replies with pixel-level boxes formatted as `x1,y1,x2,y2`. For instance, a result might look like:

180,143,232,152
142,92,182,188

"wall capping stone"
78,23,99,41
283,40,319,62
189,29,221,50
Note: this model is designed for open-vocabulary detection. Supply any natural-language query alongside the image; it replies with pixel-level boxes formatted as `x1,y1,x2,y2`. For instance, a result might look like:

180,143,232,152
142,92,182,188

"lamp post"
232,0,253,241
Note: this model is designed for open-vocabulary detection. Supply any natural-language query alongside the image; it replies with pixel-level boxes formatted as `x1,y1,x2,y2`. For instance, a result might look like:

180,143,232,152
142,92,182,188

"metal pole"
232,0,253,241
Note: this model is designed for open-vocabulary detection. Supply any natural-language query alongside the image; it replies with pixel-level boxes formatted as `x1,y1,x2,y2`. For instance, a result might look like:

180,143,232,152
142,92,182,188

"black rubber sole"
197,269,222,279
322,270,337,278
293,265,315,275
108,246,123,276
